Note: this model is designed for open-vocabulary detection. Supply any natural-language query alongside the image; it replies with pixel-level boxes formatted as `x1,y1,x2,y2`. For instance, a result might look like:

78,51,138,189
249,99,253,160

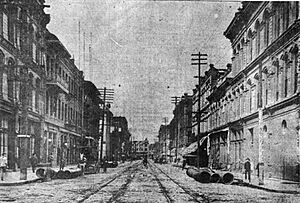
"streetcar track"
107,169,136,203
149,162,209,203
149,166,174,203
77,162,139,203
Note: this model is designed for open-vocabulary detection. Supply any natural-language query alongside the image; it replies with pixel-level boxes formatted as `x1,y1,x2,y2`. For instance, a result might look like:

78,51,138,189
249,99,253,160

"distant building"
110,116,131,160
131,138,149,158
167,93,193,161
83,81,102,162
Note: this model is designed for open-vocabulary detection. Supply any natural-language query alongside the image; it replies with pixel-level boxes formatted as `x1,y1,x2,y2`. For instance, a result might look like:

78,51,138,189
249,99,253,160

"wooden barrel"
186,167,211,183
219,171,234,185
36,168,45,178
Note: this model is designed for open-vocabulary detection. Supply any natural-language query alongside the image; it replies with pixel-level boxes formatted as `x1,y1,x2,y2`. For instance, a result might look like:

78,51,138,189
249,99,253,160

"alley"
0,161,299,203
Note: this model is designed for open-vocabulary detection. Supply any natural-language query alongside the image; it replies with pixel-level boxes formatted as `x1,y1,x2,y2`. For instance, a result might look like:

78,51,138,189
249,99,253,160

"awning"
180,142,198,156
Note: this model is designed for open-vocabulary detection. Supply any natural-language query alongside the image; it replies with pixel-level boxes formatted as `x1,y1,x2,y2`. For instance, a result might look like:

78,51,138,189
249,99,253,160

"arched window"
263,125,268,132
282,120,287,129
7,57,15,66
290,44,299,93
263,9,270,47
0,50,5,65
247,29,253,62
254,20,261,55
262,67,269,106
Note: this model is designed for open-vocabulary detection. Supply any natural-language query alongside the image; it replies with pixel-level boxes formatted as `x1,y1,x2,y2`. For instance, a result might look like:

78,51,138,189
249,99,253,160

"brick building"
205,1,300,181
0,0,50,169
110,116,131,161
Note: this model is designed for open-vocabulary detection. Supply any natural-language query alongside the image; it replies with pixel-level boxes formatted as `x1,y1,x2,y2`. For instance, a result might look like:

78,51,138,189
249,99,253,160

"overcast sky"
45,0,241,142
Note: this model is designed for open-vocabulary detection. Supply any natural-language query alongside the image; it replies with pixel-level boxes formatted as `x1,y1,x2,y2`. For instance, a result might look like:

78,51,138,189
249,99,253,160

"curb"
0,178,42,186
234,178,300,194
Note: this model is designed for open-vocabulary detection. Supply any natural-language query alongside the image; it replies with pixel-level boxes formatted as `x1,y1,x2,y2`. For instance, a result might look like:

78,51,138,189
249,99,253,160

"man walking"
0,153,7,181
182,157,187,170
244,158,251,183
30,153,38,173
103,156,107,173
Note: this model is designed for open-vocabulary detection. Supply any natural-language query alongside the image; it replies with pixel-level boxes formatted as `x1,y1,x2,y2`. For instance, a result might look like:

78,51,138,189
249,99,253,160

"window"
2,71,8,100
2,13,8,40
249,128,254,145
32,43,36,62
263,10,270,48
282,120,287,135
0,118,8,155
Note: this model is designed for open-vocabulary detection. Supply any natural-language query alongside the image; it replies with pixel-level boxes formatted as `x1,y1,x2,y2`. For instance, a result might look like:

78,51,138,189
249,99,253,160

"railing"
46,75,69,92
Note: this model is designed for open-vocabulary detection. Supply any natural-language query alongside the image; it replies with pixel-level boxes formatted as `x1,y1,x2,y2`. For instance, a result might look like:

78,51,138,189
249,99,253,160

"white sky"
45,0,241,143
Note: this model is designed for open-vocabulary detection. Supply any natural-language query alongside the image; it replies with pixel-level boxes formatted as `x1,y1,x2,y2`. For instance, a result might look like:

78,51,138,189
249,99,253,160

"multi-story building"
206,1,300,181
164,93,193,162
110,116,131,161
131,138,149,159
82,80,102,162
191,64,229,167
101,104,113,160
158,124,169,157
44,30,84,166
0,0,50,170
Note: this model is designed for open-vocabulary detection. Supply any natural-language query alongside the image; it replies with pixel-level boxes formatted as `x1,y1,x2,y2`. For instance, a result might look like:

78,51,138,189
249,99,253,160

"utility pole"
171,96,180,162
191,52,207,168
98,87,114,163
163,117,168,161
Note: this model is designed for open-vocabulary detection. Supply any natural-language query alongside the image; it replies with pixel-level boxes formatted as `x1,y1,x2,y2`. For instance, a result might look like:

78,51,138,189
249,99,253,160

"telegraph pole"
171,96,180,162
191,52,207,168
163,117,168,161
98,87,114,163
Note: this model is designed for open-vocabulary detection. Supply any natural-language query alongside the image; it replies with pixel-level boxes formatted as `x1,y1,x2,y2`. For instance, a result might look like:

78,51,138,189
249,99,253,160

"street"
1,161,300,203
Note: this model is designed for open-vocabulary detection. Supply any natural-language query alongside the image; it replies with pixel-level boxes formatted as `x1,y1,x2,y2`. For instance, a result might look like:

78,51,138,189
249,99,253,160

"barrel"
210,173,221,183
219,171,234,185
56,170,65,179
186,167,211,183
64,170,71,179
199,167,222,183
45,168,56,180
36,168,45,178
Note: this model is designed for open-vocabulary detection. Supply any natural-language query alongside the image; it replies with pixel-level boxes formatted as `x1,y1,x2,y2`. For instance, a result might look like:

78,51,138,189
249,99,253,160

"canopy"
180,142,198,156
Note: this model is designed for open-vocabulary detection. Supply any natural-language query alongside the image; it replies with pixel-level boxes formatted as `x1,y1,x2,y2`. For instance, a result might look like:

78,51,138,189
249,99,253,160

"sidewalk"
227,170,300,194
171,163,300,194
0,164,80,186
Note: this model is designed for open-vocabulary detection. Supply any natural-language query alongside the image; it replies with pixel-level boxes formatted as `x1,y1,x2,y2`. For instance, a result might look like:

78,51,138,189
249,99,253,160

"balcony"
46,75,69,94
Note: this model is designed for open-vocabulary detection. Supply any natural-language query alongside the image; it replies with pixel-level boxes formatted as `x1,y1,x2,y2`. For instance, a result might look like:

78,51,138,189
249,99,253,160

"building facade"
83,80,102,162
110,116,131,161
0,0,50,169
206,1,300,181
44,31,84,166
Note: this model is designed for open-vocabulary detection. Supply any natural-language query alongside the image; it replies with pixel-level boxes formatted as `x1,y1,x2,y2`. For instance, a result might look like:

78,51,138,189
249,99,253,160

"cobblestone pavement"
1,161,300,203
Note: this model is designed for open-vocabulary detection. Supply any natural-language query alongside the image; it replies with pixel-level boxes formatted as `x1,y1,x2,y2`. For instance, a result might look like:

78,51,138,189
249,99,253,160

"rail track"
78,160,209,202
77,162,139,203
148,162,209,203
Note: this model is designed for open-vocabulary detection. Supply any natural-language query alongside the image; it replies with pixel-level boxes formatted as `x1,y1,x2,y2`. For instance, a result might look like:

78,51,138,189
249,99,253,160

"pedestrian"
59,156,65,171
103,156,107,173
48,153,53,167
79,153,86,175
244,158,251,182
0,153,7,181
30,153,38,173
182,157,187,170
